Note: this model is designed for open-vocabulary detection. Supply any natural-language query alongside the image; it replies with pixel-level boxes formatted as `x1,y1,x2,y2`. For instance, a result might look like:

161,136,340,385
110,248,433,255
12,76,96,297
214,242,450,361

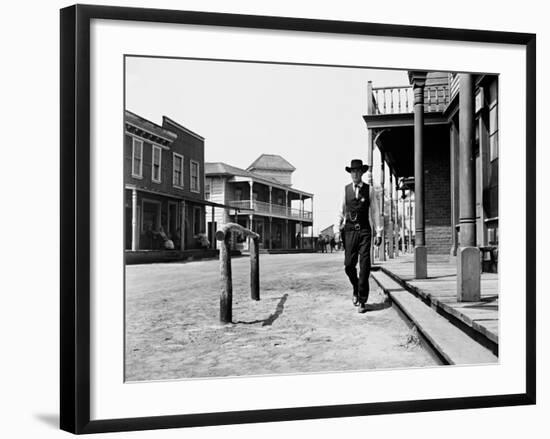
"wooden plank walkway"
374,254,499,345
371,270,497,365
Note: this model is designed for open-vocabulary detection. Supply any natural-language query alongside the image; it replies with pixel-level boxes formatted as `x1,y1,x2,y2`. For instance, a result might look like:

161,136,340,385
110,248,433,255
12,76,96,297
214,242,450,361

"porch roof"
370,123,449,179
125,184,241,211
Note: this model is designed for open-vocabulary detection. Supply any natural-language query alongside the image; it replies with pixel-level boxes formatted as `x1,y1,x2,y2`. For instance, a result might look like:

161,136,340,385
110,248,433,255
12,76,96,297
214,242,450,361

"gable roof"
205,162,312,197
246,154,296,172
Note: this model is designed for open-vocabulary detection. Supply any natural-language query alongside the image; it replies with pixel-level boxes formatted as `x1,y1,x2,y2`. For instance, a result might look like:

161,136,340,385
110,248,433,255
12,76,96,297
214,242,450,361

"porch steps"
371,270,498,365
377,261,499,350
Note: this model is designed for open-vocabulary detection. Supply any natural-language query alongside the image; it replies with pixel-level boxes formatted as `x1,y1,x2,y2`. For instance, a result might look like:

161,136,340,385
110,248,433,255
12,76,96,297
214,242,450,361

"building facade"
364,72,499,273
124,110,210,252
205,155,314,251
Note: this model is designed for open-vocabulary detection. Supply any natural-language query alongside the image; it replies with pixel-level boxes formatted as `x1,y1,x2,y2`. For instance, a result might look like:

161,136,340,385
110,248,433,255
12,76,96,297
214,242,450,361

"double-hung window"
152,145,162,183
173,153,184,188
131,138,143,178
190,160,200,192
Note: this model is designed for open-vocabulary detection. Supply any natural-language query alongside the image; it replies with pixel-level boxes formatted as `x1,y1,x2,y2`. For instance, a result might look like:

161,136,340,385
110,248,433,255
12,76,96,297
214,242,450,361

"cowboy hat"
345,159,369,173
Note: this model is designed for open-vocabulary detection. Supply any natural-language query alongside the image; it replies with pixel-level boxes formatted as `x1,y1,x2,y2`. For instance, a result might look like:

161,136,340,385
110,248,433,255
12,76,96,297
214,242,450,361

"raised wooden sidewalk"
373,253,499,352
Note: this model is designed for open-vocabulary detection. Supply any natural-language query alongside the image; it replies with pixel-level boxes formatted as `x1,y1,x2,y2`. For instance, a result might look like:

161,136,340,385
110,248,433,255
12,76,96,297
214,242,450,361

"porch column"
388,170,394,259
379,151,386,261
180,200,186,250
411,71,428,278
366,80,375,186
450,120,459,256
249,213,254,252
249,181,254,209
285,219,289,249
131,188,138,251
408,191,413,254
457,73,481,301
394,176,399,256
401,189,407,256
211,206,215,249
269,218,273,250
477,88,489,247
269,186,273,215
367,124,375,261
284,190,289,219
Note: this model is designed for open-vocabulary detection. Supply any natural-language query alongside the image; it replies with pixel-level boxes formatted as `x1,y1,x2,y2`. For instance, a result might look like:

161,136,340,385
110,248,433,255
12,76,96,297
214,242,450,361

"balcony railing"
228,200,313,221
370,84,450,115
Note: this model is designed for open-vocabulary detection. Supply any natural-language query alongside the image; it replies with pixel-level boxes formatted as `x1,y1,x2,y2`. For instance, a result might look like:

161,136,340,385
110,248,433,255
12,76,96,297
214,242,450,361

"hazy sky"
126,57,408,233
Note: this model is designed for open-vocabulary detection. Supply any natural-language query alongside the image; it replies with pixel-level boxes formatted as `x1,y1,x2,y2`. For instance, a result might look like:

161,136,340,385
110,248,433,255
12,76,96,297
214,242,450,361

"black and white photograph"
2,0,545,437
123,57,500,382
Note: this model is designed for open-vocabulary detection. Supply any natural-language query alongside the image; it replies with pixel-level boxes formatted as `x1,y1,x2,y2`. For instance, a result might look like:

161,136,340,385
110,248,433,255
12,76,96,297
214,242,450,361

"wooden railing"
228,200,313,221
370,84,450,115
216,223,260,323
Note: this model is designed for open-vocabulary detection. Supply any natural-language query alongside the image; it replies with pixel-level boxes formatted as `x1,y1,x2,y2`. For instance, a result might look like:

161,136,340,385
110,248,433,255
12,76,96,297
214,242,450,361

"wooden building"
363,72,499,300
205,155,314,251
124,111,226,253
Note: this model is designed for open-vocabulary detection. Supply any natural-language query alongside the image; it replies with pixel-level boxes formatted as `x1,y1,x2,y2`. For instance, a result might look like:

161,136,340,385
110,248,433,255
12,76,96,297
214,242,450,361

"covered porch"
364,72,497,304
224,176,314,252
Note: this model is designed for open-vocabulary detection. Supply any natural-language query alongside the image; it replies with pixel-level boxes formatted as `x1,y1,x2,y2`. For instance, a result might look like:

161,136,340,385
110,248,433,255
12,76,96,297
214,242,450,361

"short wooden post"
216,222,261,322
250,237,260,300
219,233,232,323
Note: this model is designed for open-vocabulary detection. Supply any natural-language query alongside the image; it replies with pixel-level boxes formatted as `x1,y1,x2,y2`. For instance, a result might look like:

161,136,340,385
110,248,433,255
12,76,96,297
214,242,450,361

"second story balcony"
228,199,313,222
367,72,451,116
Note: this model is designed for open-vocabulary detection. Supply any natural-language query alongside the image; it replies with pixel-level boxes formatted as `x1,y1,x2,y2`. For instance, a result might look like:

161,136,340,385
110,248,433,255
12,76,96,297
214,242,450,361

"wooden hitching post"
216,222,261,323
250,237,260,300
219,233,232,323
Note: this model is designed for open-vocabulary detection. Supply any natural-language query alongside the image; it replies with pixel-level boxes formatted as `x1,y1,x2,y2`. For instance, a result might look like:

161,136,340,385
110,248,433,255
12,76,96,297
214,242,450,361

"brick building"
124,110,222,254
205,155,314,251
364,72,499,278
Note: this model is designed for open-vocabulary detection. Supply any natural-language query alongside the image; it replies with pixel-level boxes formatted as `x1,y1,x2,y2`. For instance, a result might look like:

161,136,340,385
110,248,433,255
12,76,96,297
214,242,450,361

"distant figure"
337,159,382,313
330,236,336,253
296,232,301,249
318,234,325,253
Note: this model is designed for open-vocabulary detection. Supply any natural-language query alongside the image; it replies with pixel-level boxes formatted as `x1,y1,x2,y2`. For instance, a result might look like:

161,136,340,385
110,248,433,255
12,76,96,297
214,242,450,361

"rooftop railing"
369,84,450,115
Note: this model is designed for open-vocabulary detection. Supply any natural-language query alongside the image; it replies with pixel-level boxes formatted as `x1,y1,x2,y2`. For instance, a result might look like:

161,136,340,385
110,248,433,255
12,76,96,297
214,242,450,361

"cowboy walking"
336,159,383,313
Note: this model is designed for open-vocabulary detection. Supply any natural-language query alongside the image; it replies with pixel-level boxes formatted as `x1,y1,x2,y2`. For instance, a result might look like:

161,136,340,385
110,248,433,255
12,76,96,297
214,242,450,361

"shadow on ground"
235,293,289,326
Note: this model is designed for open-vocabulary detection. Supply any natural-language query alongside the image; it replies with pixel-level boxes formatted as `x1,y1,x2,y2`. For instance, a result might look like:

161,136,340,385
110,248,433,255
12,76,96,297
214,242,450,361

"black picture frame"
60,4,536,434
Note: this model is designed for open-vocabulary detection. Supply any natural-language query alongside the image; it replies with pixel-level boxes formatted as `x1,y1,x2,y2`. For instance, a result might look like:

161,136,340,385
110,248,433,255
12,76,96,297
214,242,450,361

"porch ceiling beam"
363,113,448,129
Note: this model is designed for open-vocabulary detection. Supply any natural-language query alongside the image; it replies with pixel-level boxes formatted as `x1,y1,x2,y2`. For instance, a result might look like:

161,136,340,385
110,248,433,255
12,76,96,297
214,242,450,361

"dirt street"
125,252,439,382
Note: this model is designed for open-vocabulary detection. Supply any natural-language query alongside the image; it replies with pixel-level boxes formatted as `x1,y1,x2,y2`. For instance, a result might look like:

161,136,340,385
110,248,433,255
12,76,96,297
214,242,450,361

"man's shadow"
366,297,392,312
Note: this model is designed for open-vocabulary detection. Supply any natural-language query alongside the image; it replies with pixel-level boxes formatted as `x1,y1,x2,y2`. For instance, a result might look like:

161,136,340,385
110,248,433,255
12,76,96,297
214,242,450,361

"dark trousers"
344,227,372,304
